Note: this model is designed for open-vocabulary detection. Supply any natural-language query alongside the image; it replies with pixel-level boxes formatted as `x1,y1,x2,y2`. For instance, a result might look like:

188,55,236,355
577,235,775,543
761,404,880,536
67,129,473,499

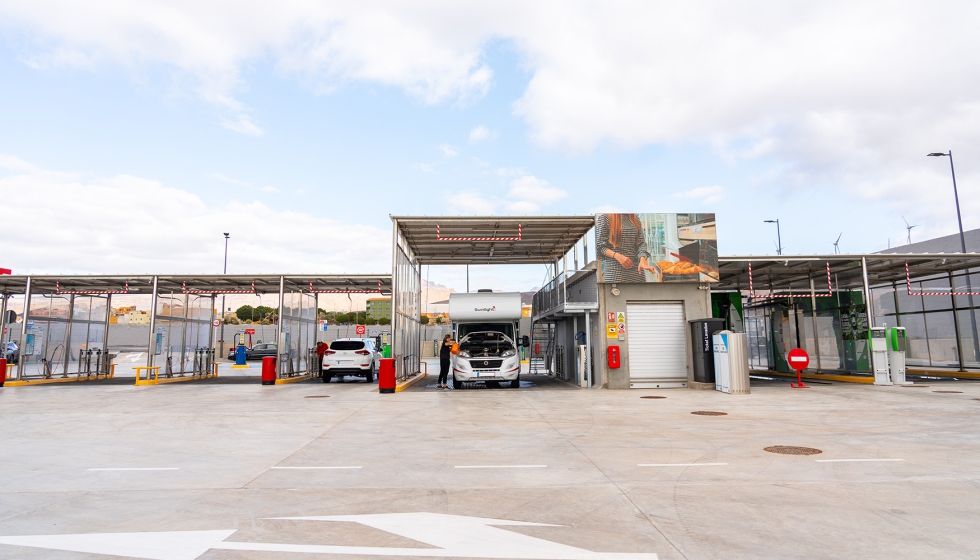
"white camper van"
449,290,528,388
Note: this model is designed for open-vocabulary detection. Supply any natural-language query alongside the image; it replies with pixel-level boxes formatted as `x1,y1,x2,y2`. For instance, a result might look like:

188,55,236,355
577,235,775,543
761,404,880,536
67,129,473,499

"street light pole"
928,151,977,365
220,233,229,358
764,219,783,255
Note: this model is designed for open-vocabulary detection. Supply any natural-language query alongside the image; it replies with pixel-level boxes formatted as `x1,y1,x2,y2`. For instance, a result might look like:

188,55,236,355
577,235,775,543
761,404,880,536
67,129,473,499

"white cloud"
220,114,264,136
673,185,724,204
0,154,39,173
260,185,279,193
506,175,566,212
412,163,437,174
447,191,496,214
204,172,251,187
468,125,492,143
438,144,458,158
0,154,389,274
590,204,624,214
4,2,980,225
446,172,566,214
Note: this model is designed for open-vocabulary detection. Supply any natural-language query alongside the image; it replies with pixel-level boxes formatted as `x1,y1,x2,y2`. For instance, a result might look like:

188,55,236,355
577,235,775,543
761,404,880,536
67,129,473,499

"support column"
860,257,874,329
276,275,285,379
583,225,590,264
180,293,189,375
391,219,400,373
17,276,32,381
0,293,7,348
573,315,579,384
63,294,75,377
209,294,216,375
584,310,592,388
146,276,159,368
102,294,112,375
949,271,967,372
809,275,821,371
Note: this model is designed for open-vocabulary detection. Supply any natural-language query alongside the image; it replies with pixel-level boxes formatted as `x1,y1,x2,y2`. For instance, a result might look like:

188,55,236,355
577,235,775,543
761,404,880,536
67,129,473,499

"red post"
378,358,396,394
261,356,276,386
0,357,6,387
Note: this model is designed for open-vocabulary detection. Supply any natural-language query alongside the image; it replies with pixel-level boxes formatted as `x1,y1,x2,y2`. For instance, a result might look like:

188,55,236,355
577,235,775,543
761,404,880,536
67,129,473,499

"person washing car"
438,334,454,389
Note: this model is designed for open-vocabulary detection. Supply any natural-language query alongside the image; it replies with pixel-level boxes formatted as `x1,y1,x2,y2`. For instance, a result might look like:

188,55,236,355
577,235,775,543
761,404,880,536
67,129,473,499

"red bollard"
261,356,276,386
0,358,6,387
378,358,396,394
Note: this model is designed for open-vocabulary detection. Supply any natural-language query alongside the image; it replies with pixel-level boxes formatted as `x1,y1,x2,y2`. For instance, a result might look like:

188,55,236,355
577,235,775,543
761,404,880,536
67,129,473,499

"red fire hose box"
261,356,276,386
379,358,396,393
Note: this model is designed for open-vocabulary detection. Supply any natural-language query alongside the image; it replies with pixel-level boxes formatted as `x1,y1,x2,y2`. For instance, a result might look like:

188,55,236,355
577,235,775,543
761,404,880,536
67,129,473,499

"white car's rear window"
330,340,365,351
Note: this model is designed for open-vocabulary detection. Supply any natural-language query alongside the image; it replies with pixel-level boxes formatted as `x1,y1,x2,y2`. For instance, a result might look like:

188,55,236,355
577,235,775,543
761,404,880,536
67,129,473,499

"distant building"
366,297,392,321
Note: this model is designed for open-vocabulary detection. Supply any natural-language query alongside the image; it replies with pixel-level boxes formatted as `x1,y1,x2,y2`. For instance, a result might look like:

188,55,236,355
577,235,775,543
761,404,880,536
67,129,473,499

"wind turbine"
902,215,918,245
833,232,842,254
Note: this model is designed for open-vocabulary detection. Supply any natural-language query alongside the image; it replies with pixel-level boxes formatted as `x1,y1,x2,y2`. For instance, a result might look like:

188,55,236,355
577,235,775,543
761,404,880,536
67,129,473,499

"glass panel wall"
874,269,980,369
744,289,868,373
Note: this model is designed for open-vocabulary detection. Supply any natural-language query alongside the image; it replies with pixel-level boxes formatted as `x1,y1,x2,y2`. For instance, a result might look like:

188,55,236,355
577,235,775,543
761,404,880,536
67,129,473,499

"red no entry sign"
787,348,810,389
788,348,810,371
355,325,366,335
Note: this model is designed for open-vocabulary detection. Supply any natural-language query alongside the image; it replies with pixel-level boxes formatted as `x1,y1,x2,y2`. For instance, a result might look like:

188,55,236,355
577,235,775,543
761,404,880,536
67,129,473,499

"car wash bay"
0,274,390,385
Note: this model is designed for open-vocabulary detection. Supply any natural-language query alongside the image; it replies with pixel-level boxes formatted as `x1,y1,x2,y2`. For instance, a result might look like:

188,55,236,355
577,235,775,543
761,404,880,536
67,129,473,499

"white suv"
452,331,521,389
322,338,379,383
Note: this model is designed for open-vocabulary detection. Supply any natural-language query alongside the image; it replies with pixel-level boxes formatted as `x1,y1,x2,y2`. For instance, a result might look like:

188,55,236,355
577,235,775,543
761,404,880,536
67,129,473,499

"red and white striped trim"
182,281,255,295
436,224,522,242
748,262,833,299
906,260,980,296
308,280,384,294
56,281,129,295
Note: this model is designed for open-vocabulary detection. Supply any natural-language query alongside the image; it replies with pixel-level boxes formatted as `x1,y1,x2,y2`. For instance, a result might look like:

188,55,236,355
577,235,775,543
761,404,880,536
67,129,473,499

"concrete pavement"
0,376,978,558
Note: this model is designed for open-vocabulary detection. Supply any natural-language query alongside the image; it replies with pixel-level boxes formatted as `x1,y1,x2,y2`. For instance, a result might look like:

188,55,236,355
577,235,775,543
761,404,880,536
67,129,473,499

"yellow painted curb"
230,365,251,369
751,370,874,384
3,374,115,387
275,374,312,385
394,373,427,392
907,368,980,379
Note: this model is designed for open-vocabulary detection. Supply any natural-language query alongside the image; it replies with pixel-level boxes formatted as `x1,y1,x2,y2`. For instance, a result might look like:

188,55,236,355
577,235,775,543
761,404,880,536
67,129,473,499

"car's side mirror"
521,335,530,347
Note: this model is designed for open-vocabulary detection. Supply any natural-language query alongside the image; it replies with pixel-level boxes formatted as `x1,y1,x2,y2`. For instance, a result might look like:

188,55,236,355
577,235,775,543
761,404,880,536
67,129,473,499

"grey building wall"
879,227,980,254
596,282,711,389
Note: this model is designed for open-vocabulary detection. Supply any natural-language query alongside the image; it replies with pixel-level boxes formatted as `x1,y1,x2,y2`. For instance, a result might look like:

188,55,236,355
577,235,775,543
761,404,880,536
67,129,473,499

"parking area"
1,379,979,559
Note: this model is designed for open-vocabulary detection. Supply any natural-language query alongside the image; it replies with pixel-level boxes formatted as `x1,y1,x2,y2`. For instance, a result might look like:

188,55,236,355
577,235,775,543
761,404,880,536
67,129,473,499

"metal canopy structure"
0,274,391,295
390,215,595,265
389,215,597,382
715,254,980,291
0,273,391,384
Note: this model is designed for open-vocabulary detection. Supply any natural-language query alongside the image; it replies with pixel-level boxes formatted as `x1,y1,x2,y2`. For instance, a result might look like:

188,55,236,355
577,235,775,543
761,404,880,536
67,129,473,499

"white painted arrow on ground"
0,512,658,560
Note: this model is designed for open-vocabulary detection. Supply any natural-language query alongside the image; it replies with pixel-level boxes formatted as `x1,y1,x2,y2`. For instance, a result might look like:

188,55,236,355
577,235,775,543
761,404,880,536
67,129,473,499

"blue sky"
1,2,978,292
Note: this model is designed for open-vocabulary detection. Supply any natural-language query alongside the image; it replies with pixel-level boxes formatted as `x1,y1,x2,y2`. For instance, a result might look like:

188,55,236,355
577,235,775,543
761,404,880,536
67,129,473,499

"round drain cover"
765,446,822,455
641,396,666,399
933,390,963,394
691,411,727,416
304,395,330,398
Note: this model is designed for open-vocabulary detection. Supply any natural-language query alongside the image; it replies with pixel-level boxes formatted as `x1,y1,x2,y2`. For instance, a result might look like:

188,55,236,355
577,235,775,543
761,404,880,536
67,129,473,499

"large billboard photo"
595,213,718,283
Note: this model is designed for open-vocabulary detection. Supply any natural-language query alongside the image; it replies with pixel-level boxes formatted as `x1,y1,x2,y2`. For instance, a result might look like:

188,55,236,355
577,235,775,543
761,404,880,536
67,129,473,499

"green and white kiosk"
887,326,910,385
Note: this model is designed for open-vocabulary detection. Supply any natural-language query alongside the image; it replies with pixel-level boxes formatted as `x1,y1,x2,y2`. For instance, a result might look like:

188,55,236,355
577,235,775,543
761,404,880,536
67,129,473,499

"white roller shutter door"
626,302,688,388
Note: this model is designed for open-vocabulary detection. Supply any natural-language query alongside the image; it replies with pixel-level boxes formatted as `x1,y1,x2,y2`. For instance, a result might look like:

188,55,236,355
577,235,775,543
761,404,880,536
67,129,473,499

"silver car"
452,331,520,389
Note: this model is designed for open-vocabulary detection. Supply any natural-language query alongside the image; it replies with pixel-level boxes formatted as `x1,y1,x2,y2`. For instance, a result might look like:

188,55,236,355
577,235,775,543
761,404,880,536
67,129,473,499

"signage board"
606,323,618,338
595,213,718,283
355,325,366,336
